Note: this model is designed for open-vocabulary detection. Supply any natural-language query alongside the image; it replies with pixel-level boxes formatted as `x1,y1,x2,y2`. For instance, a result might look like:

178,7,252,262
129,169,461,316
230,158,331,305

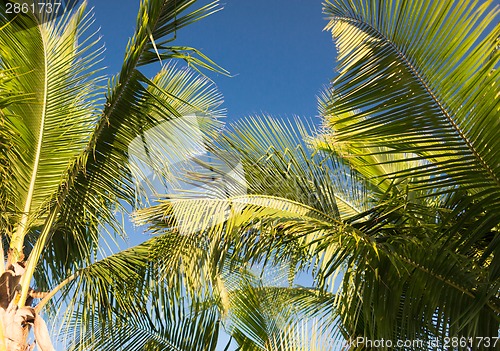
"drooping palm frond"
315,2,500,345
50,228,335,351
68,282,221,351
222,279,339,351
48,223,293,350
131,116,383,349
321,0,500,213
306,164,500,347
39,228,221,350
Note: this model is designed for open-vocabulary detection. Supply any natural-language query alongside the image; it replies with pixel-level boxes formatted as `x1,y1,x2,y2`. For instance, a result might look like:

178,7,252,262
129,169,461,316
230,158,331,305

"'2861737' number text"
5,2,62,15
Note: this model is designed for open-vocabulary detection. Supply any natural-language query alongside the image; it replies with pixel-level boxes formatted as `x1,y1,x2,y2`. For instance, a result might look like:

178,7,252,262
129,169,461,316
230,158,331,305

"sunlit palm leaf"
0,2,102,257
322,0,500,212
39,62,224,289
0,68,29,234
138,116,369,223
134,116,374,285
317,2,500,345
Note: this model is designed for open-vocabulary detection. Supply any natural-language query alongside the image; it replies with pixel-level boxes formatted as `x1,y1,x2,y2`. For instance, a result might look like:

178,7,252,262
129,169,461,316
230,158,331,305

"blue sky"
87,0,337,122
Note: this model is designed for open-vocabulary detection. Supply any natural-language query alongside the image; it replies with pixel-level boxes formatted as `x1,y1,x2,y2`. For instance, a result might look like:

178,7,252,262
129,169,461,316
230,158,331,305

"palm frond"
133,116,373,285
66,283,221,351
224,281,339,351
0,1,103,260
321,0,500,213
41,231,216,350
37,0,226,283
315,91,433,198
136,116,370,225
312,190,500,348
39,62,224,287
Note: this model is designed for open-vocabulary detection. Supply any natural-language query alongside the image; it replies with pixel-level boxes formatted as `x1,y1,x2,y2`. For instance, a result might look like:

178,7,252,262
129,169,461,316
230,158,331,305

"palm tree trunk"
2,307,33,351
0,258,31,351
0,256,54,351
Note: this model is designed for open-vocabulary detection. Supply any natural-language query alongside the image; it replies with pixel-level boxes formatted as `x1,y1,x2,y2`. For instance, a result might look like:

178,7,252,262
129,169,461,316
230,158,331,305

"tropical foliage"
136,0,500,350
0,0,498,350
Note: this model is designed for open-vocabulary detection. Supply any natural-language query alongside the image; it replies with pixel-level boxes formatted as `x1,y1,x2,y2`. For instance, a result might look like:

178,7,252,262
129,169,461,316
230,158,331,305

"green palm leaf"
0,67,29,234
39,62,224,289
316,3,500,344
133,116,372,280
321,0,500,211
0,1,102,258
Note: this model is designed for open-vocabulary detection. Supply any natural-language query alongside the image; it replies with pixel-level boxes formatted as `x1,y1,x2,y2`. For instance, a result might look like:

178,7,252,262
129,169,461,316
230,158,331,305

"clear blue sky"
86,0,337,122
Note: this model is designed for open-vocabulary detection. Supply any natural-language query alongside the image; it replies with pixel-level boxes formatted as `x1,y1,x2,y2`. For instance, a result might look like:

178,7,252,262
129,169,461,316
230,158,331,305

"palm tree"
0,0,229,349
136,0,499,349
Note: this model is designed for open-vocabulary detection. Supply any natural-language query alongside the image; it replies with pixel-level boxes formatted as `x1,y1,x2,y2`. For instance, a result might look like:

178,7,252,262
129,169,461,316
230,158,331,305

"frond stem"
34,272,78,314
